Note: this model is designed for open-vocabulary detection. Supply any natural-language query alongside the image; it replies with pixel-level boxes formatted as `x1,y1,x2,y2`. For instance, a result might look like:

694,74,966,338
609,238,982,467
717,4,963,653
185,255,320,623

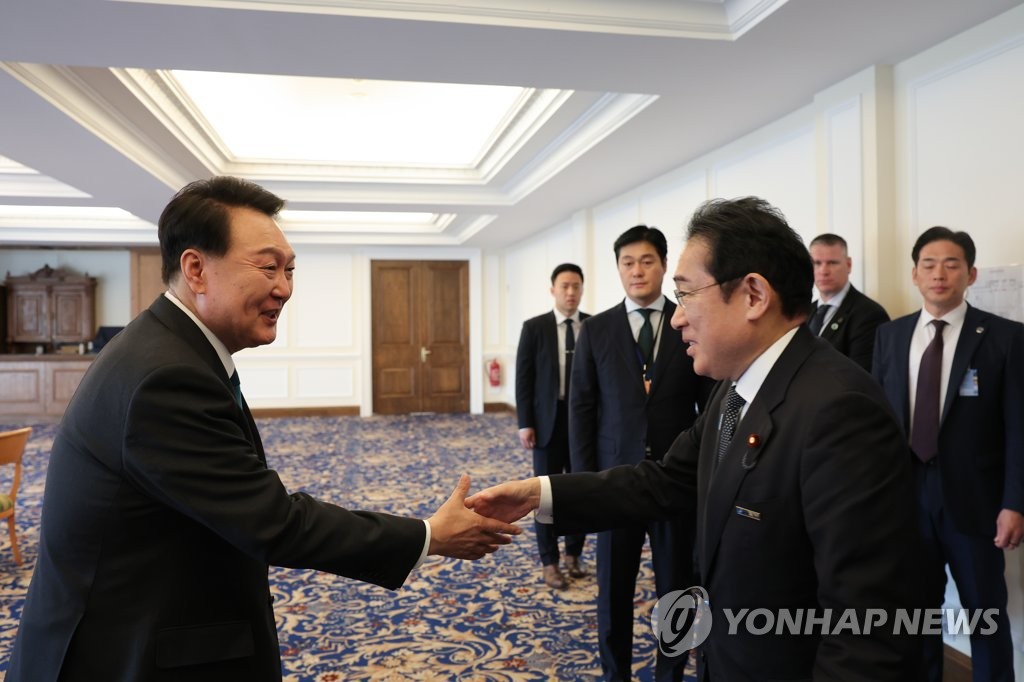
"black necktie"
716,385,746,468
637,309,655,362
911,320,947,463
809,303,831,336
564,318,575,397
229,370,243,408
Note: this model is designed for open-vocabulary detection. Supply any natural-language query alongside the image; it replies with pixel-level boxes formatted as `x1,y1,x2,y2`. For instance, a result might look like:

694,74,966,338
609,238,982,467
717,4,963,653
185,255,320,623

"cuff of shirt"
536,475,554,524
413,519,431,570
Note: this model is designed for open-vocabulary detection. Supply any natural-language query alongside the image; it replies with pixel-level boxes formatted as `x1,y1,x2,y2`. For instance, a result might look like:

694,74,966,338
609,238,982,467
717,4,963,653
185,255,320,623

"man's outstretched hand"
427,475,522,560
465,477,542,524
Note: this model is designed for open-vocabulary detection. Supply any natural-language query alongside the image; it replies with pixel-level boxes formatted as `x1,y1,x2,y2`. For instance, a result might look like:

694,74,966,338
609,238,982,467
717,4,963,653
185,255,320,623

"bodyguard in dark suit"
7,177,518,682
516,262,590,590
807,233,889,371
570,226,708,681
469,197,923,681
873,226,1023,682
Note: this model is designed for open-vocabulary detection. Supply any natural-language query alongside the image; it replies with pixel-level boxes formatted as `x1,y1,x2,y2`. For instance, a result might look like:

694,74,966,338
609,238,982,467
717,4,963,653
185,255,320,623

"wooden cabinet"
5,265,96,352
0,356,94,416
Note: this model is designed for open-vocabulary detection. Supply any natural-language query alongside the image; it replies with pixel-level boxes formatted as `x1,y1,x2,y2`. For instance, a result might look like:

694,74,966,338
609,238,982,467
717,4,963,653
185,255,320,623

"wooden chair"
0,427,32,565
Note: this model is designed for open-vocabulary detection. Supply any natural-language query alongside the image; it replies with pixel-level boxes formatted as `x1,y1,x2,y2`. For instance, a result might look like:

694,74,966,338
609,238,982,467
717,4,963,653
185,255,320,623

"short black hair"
912,226,976,268
613,225,668,265
551,263,584,284
809,233,848,252
158,176,286,284
686,197,813,320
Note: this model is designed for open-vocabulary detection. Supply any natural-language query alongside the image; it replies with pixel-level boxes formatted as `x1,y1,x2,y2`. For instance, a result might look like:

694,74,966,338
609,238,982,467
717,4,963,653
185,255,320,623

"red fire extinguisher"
488,358,502,387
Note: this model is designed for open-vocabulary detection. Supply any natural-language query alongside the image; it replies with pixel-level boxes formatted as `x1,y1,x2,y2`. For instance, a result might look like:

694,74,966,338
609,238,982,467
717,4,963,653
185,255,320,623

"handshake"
424,474,543,560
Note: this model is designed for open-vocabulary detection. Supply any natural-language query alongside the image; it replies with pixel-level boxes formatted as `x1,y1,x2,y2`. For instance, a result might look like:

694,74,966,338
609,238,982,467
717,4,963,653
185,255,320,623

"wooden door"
371,260,469,414
130,248,165,319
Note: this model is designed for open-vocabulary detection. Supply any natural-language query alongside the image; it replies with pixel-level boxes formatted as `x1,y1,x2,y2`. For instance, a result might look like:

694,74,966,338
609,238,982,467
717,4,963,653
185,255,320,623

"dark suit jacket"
515,310,589,448
815,285,889,371
551,327,922,680
569,297,708,472
8,296,425,682
873,304,1024,535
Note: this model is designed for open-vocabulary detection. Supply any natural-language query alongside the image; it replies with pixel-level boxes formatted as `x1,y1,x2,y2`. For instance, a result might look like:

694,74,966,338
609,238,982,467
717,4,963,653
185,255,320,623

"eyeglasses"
672,281,723,310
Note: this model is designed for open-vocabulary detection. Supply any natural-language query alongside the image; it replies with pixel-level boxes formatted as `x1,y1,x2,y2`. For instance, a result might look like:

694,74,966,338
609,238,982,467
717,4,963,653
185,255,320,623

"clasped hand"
426,474,523,560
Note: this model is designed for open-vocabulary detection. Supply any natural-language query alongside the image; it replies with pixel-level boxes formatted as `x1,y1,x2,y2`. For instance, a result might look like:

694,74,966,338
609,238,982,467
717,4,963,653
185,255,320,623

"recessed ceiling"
0,0,1019,248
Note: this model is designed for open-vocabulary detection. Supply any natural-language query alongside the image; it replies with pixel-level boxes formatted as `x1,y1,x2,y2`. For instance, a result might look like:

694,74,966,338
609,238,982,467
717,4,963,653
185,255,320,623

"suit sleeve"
552,415,702,534
568,320,599,472
123,363,425,590
1000,321,1024,513
847,303,890,372
514,322,536,430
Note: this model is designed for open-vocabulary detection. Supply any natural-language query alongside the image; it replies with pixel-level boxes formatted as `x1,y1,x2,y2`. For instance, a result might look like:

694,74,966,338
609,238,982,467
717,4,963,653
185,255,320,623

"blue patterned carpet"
0,414,696,681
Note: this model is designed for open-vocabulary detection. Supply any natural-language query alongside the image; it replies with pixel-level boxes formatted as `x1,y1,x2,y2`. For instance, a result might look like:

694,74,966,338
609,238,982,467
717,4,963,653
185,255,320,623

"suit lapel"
150,295,266,462
891,313,919,430
942,305,986,424
613,302,647,393
647,297,677,398
699,328,813,579
543,312,560,386
820,288,856,341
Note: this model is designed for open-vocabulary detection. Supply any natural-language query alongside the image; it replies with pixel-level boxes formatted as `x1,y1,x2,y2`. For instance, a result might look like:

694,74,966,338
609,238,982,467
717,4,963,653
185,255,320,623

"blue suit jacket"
515,310,589,448
873,304,1024,535
568,297,709,472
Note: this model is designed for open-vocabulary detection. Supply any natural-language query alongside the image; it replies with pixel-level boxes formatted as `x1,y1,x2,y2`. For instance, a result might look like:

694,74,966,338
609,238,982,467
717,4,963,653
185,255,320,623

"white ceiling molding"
501,92,659,202
0,63,194,191
0,206,157,245
111,0,788,39
0,158,92,198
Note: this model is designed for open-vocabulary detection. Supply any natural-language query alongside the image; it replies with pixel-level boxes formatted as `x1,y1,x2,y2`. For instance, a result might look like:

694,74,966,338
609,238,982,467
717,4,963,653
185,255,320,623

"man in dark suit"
7,176,519,682
807,232,889,371
873,226,1023,682
569,225,709,681
469,197,922,681
516,262,590,590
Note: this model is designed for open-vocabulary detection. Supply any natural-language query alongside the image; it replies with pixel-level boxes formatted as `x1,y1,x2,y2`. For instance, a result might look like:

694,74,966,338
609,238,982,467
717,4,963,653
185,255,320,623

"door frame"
359,248,484,416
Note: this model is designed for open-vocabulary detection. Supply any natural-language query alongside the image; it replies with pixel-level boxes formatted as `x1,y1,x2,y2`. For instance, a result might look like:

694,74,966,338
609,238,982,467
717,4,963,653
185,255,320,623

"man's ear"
179,249,207,294
742,273,772,321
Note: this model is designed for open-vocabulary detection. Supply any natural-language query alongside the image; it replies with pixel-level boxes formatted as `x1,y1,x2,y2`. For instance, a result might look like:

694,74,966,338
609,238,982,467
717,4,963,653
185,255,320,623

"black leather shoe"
564,555,588,578
543,564,568,590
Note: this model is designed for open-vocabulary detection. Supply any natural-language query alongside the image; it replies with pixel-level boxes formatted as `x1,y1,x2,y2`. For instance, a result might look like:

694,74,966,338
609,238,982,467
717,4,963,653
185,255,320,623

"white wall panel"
713,126,818,245
824,98,866,288
591,196,641,310
237,365,290,400
290,248,355,349
296,366,355,399
909,39,1024,270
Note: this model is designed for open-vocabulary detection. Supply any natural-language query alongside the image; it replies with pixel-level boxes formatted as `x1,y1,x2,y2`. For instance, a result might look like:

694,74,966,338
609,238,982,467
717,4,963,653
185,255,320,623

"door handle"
420,346,432,363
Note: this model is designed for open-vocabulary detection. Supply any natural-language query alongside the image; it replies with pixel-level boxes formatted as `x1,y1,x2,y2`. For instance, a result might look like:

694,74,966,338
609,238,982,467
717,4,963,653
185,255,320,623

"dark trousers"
534,400,584,566
914,461,1013,682
596,516,695,682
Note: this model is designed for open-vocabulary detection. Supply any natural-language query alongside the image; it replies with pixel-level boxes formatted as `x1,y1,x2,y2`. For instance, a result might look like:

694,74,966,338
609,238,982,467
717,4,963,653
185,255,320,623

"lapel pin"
829,322,839,331
976,327,984,334
747,434,760,447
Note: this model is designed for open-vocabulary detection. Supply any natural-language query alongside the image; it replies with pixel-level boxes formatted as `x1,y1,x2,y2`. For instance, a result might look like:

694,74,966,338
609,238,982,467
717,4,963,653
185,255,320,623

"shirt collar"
164,291,235,378
733,327,800,406
624,295,666,314
918,299,968,329
554,309,581,324
815,280,851,308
